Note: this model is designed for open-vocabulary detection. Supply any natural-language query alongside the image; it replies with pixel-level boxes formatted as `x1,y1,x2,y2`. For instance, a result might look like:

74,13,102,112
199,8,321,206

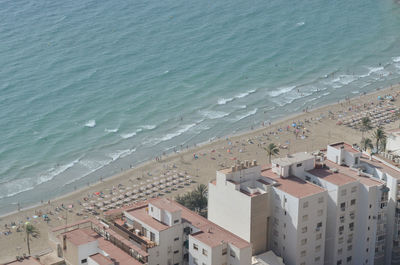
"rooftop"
308,167,357,186
125,198,250,249
126,205,169,232
271,152,314,167
261,167,325,198
329,142,360,154
60,227,99,246
97,237,142,265
324,160,383,187
150,198,181,213
362,155,400,180
89,253,113,265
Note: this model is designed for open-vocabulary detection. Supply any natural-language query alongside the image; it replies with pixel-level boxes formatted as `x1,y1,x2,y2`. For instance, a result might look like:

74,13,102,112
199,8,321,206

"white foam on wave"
159,123,196,142
120,132,137,139
108,148,137,161
268,86,296,97
141,125,157,130
296,21,305,26
218,97,234,105
393,56,400,63
232,108,258,122
0,159,80,199
105,128,119,133
200,110,230,120
217,89,256,105
85,120,96,128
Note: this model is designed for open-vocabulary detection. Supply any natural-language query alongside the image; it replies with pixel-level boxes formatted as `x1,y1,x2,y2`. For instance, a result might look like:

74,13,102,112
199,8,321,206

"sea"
1,0,400,215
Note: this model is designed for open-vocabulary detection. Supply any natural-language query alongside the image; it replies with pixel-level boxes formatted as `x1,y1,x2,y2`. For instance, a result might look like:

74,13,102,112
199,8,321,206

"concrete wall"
208,181,252,242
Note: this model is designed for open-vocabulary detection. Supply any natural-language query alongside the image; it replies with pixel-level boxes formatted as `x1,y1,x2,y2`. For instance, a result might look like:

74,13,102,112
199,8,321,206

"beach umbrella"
173,180,179,185
123,198,130,203
125,191,132,197
100,207,107,212
146,184,153,189
152,187,159,192
145,190,151,195
167,177,173,181
103,200,110,205
133,189,139,194
118,195,124,200
160,179,166,184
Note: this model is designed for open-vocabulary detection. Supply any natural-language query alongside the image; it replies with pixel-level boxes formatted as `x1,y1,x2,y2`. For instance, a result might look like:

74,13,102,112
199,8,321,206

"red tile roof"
308,168,357,186
4,258,42,265
60,227,99,246
261,167,325,198
126,198,250,249
126,205,169,232
329,142,360,154
150,198,181,213
89,253,113,265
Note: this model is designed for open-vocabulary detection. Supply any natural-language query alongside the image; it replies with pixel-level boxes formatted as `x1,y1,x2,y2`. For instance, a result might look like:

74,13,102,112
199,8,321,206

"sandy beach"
1,84,400,263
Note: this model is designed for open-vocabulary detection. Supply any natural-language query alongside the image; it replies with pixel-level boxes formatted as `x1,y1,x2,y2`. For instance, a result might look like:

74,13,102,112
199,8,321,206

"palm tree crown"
360,117,372,138
372,127,386,152
265,143,280,163
360,137,373,151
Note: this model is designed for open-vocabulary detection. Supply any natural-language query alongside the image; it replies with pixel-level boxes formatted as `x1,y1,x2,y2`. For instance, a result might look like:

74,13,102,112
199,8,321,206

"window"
193,243,198,250
202,249,208,256
174,219,179,224
341,189,347,196
337,260,342,265
317,222,322,228
274,217,279,225
273,229,278,236
366,248,369,252
351,186,357,193
355,157,359,164
338,237,344,244
318,197,324,203
316,233,322,240
347,245,352,251
347,256,352,263
297,163,302,167
222,248,227,255
302,226,307,233
151,206,154,212
303,201,309,208
338,248,343,255
316,245,321,252
349,222,354,231
81,259,87,264
351,199,356,206
340,202,345,210
174,250,179,254
339,226,344,233
302,215,308,222
301,238,307,245
315,256,321,262
318,209,323,216
301,250,306,257
150,232,155,241
193,258,198,265
174,237,179,241
230,250,236,258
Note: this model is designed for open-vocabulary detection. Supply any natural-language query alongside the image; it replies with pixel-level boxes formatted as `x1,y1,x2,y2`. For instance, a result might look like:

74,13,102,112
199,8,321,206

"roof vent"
331,168,339,173
253,160,257,166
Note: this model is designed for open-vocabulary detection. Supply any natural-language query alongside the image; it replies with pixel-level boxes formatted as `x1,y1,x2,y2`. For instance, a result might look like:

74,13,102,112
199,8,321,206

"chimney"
231,166,236,172
240,162,245,169
245,160,249,167
340,145,344,150
63,234,67,250
253,160,257,166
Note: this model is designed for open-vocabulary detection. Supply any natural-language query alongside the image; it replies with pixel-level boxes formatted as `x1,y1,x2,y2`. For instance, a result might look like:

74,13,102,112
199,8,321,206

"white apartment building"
208,156,328,265
386,128,400,155
208,142,393,265
120,198,252,265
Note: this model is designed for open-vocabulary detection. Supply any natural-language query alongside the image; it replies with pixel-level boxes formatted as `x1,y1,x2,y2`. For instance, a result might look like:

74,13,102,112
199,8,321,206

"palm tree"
360,117,372,138
265,143,280,163
360,137,373,151
25,223,40,255
192,184,208,211
381,137,387,152
372,127,386,152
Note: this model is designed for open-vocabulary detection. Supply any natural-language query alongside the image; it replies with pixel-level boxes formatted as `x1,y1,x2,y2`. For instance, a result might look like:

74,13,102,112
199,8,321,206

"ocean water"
1,0,400,215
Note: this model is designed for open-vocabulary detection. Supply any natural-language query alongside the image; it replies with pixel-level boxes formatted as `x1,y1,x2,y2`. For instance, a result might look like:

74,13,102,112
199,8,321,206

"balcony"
114,220,157,250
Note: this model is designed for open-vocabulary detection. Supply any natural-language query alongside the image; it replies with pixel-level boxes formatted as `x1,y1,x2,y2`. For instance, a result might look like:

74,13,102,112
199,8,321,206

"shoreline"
1,84,398,219
1,83,400,262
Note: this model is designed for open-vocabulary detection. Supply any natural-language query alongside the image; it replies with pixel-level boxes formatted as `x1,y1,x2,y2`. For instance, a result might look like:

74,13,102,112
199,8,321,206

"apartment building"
208,155,328,265
112,198,252,265
208,142,393,265
49,198,251,265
